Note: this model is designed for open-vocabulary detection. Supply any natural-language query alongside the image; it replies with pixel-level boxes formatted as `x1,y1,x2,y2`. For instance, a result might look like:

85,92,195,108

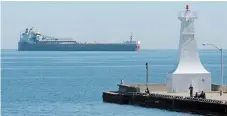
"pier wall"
103,92,227,115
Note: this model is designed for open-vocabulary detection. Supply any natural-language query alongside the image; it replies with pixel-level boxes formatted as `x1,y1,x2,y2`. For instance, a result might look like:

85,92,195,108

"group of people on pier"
189,84,206,99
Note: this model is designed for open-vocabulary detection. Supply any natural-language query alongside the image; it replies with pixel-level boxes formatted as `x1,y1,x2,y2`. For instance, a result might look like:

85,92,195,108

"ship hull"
18,42,140,51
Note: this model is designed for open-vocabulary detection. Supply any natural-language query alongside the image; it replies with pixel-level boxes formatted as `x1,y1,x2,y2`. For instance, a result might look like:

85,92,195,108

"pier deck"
103,83,227,115
120,83,227,101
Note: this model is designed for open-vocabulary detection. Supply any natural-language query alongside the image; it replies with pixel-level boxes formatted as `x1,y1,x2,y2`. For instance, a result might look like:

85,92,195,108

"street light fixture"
202,43,224,96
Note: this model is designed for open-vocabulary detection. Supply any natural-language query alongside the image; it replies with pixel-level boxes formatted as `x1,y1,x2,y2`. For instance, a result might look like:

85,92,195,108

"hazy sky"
1,1,227,49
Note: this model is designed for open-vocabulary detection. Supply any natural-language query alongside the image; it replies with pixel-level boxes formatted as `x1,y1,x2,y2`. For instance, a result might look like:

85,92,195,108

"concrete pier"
103,83,227,115
119,83,227,101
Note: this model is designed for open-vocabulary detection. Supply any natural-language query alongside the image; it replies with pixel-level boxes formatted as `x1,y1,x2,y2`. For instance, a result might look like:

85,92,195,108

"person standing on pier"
189,84,193,97
145,87,150,94
120,80,124,85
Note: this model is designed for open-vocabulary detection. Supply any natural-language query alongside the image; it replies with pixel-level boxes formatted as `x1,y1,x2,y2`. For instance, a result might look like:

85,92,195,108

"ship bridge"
20,27,77,43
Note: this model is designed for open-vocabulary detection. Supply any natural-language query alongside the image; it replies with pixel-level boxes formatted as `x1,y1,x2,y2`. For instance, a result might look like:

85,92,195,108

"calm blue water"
2,49,227,116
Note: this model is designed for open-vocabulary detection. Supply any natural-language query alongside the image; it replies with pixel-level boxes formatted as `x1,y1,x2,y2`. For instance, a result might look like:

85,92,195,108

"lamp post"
202,43,223,96
146,62,148,89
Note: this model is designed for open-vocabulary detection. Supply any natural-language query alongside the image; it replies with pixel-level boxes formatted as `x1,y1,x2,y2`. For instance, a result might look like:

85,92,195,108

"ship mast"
130,32,133,41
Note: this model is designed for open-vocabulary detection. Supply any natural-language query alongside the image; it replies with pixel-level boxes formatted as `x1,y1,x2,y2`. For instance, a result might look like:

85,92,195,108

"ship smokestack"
130,32,133,41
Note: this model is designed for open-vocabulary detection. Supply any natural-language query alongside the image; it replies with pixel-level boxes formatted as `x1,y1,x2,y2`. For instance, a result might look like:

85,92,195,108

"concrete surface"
121,83,227,101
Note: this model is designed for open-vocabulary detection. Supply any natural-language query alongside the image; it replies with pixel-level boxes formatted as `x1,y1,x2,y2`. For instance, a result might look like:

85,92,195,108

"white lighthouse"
167,5,211,93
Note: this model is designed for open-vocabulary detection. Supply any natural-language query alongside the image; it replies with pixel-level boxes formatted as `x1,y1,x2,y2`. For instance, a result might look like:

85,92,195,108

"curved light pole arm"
203,43,224,95
205,43,221,51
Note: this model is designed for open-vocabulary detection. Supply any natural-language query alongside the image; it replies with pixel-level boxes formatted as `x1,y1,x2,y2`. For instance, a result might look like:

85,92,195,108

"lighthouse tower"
167,5,211,93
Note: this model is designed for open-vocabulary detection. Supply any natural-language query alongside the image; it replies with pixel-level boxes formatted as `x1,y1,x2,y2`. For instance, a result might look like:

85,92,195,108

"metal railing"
178,11,197,18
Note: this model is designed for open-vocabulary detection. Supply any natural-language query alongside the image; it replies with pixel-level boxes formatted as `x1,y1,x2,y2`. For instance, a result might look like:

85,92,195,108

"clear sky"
1,1,227,49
